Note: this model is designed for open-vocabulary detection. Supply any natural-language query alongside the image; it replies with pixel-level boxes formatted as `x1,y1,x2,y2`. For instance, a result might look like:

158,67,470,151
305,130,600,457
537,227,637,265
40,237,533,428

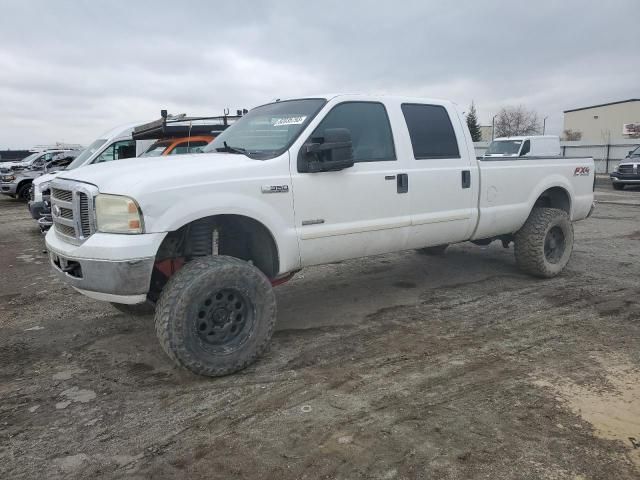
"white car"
45,94,595,377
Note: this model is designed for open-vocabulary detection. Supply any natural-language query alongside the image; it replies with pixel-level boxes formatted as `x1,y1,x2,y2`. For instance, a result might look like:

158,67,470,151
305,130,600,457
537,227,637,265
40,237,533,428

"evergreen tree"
466,102,482,142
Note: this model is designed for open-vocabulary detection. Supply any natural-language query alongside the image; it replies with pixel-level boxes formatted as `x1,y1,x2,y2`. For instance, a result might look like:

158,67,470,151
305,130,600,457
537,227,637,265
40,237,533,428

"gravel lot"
1,183,639,479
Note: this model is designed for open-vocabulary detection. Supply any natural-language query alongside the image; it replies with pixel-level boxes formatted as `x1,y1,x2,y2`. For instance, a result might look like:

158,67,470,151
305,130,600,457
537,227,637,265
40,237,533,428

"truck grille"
55,223,76,237
50,180,97,244
79,192,91,237
618,164,634,174
51,187,73,202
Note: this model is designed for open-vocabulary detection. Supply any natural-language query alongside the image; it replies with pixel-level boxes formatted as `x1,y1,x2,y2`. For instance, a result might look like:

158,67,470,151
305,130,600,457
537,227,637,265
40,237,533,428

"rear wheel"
418,244,449,256
154,256,276,377
514,208,573,278
612,183,625,191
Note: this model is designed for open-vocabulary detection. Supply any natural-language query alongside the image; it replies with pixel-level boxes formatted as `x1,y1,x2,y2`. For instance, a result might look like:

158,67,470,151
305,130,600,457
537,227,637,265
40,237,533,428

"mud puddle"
534,356,640,470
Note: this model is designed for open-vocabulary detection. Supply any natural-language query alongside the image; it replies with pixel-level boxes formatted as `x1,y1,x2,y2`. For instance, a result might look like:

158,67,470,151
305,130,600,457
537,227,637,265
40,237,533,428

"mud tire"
154,255,276,377
514,207,573,278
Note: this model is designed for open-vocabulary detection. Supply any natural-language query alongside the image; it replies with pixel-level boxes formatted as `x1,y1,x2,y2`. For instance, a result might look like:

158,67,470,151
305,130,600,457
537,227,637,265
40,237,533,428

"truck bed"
472,156,595,240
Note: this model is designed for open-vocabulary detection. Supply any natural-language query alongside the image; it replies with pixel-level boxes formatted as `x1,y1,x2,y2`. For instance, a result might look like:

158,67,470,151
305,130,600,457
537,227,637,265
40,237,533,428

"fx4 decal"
574,167,590,176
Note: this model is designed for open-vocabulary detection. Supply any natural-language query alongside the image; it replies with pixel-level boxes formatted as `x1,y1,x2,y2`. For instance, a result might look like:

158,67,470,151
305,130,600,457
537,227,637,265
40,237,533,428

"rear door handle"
397,173,408,193
461,170,471,189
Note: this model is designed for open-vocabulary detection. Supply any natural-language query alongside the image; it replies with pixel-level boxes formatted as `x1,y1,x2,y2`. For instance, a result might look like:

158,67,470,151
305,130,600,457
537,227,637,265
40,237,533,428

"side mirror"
298,128,354,173
629,150,634,157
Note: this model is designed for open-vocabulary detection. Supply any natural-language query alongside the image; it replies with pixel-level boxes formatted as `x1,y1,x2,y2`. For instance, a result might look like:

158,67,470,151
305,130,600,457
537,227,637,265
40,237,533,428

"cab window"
309,102,395,162
401,104,460,159
93,140,136,163
520,140,531,156
168,141,209,155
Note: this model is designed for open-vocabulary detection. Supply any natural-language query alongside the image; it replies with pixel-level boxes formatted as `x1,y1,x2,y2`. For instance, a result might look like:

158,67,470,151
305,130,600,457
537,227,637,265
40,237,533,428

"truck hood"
33,171,60,186
55,153,261,196
0,161,28,172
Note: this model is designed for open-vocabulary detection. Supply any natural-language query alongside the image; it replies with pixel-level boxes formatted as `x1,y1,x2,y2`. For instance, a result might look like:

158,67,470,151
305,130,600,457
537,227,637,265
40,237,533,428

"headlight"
95,194,144,234
2,175,15,182
39,181,51,193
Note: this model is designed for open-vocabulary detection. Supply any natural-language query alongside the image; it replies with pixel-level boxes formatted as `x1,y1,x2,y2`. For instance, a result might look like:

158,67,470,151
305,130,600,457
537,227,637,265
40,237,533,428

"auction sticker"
272,116,307,126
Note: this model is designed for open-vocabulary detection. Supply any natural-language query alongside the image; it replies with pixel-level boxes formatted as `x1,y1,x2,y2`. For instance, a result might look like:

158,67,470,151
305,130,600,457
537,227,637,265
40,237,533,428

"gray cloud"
1,0,638,148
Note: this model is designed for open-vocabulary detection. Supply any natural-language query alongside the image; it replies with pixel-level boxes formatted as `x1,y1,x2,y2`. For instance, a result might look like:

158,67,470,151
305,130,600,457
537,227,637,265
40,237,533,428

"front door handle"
397,173,408,193
462,170,471,189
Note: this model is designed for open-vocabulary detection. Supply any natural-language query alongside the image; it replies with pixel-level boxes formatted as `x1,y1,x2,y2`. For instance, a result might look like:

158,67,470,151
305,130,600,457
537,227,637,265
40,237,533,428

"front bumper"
610,172,640,184
45,229,166,304
0,182,17,196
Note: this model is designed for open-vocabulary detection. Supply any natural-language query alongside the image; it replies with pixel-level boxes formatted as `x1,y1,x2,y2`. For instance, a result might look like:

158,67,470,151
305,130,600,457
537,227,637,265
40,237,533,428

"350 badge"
261,184,290,194
574,167,590,176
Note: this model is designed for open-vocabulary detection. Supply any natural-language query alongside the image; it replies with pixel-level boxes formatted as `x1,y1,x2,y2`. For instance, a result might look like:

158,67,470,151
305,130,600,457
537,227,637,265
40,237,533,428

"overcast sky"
1,0,638,148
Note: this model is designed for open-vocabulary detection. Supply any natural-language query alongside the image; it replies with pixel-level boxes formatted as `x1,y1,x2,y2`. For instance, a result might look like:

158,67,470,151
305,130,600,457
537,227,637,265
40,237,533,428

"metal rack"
132,109,248,140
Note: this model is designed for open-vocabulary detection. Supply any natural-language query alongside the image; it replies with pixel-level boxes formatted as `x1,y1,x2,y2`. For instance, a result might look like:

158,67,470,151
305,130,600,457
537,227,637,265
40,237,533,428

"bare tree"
494,106,541,138
562,129,582,141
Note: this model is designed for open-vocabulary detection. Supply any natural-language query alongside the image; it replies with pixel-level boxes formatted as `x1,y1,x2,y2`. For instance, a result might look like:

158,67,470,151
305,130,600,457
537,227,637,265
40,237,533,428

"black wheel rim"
194,288,253,348
544,226,565,264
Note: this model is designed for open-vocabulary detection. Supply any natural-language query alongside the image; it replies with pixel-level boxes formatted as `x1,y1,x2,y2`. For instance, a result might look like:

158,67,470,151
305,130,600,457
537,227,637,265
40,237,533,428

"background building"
479,125,494,142
563,99,640,143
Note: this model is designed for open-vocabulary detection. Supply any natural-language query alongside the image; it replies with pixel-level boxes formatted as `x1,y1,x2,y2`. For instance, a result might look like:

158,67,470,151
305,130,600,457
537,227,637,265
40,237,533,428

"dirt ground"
1,183,639,480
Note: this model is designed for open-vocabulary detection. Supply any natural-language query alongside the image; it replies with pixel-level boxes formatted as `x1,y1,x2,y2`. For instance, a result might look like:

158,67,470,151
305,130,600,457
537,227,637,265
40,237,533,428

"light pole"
492,114,498,140
543,116,548,135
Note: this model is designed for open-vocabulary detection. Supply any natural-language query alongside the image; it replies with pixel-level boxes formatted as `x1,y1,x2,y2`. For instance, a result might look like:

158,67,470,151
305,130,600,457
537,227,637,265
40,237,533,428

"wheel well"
154,214,280,278
17,179,33,192
534,187,570,214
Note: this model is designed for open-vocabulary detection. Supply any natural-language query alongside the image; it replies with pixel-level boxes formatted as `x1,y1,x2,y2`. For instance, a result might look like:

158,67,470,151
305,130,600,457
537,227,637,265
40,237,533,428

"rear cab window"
401,104,460,159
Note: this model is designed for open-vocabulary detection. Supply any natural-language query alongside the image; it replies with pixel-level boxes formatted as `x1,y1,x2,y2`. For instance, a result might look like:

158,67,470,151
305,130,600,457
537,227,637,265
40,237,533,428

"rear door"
290,101,411,266
399,103,478,248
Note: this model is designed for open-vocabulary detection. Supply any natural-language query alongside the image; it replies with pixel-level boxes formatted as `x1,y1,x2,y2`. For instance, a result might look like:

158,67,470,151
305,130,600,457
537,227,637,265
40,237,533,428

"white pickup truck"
45,94,595,377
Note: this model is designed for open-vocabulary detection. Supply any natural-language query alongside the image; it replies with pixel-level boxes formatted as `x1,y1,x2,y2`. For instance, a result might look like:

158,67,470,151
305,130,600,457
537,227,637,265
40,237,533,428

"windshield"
66,139,107,170
140,141,170,157
486,140,523,156
203,98,327,159
20,152,42,164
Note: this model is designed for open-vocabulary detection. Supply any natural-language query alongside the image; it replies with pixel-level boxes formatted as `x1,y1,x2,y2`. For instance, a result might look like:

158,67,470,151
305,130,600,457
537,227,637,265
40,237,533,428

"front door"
290,101,411,267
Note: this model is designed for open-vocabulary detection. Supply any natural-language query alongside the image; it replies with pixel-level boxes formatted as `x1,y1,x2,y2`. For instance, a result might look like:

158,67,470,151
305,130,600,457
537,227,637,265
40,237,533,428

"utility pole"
492,114,498,140
543,116,548,135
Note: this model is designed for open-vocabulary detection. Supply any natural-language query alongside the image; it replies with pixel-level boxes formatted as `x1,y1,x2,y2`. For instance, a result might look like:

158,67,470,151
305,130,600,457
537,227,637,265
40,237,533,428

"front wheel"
154,256,276,377
17,183,31,202
514,208,573,278
612,182,625,191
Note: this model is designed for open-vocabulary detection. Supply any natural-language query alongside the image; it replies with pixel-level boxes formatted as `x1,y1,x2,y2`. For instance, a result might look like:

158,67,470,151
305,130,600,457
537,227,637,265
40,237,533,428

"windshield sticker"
271,116,307,126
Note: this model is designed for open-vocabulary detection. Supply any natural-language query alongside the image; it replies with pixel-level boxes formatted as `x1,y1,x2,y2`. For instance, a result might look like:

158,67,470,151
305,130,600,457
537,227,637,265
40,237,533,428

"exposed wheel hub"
544,226,565,264
195,288,250,345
